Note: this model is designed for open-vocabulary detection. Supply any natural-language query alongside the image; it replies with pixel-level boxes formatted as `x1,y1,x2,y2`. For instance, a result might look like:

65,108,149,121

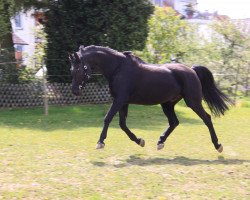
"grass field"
0,102,249,199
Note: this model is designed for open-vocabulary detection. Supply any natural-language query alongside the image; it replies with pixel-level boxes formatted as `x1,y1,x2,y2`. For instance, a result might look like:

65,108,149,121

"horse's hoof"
157,143,164,150
217,144,223,153
96,142,105,149
139,138,145,147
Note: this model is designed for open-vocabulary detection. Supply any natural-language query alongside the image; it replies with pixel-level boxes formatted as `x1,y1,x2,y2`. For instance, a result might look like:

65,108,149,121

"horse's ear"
68,53,73,61
79,45,84,55
74,52,80,62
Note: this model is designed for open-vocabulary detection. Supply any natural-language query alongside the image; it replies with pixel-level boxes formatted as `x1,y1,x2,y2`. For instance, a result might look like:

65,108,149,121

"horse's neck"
96,55,121,82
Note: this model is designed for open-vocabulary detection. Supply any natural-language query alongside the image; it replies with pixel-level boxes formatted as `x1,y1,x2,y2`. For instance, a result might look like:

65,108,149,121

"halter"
83,65,91,80
78,62,92,89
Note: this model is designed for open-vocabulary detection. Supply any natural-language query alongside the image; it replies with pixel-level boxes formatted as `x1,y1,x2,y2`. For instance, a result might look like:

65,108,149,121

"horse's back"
129,63,202,105
127,63,182,104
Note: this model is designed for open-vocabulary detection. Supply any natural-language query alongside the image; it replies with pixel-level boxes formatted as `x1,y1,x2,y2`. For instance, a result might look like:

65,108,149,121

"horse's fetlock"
174,120,179,127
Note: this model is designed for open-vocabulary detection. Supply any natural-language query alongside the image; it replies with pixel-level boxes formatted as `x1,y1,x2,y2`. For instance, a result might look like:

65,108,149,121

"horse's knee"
119,121,127,131
174,120,179,128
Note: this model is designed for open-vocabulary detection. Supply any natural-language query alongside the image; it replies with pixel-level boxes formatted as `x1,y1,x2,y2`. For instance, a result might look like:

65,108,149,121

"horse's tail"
192,65,233,117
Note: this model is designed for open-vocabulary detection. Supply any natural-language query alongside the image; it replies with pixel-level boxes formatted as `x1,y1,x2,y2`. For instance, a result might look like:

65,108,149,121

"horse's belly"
129,86,181,105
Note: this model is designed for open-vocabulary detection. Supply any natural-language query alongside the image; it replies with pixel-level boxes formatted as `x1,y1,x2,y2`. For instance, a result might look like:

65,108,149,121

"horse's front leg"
119,104,145,147
96,99,124,149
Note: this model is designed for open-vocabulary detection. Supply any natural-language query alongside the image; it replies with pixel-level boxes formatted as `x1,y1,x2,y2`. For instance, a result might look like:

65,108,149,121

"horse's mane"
123,51,147,65
83,45,147,67
84,45,125,57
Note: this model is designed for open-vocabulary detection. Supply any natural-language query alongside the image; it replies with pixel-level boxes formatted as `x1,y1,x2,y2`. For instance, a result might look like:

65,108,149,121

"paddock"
0,103,249,199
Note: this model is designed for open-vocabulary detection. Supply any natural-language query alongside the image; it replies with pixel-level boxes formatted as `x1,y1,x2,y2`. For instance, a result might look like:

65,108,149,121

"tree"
0,0,17,83
45,0,154,82
200,20,250,98
137,7,200,64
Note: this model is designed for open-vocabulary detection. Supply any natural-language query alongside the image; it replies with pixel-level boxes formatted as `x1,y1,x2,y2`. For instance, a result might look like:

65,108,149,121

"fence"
0,59,249,110
0,82,112,108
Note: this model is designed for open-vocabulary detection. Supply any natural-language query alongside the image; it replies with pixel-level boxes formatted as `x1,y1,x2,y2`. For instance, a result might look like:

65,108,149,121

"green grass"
0,103,249,200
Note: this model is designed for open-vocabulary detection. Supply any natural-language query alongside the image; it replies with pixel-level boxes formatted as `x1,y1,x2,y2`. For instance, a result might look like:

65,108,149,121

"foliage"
18,24,48,83
0,49,19,83
209,20,250,98
0,0,11,47
0,0,16,81
187,20,250,98
137,7,200,64
45,0,154,83
137,8,249,98
0,0,153,83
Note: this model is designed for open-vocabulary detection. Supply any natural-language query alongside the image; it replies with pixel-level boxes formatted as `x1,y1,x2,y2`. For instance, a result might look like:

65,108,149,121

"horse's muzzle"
72,87,81,96
72,90,80,96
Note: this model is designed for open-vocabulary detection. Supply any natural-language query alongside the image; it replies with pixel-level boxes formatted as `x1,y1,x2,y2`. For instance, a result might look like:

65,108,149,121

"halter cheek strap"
79,65,91,89
83,65,92,80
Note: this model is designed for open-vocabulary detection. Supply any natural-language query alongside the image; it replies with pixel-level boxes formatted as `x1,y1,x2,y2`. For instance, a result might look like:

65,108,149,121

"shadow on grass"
122,155,250,166
91,155,250,167
0,104,201,131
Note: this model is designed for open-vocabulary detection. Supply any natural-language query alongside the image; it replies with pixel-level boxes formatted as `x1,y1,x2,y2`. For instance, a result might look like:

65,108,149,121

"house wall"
151,0,164,7
11,10,36,66
173,0,197,16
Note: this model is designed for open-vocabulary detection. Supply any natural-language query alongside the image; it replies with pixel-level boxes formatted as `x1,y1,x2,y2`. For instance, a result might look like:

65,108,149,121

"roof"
12,33,28,45
232,18,250,35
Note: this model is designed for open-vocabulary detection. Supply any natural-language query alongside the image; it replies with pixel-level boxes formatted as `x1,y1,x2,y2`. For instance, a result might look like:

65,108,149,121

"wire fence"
0,60,249,114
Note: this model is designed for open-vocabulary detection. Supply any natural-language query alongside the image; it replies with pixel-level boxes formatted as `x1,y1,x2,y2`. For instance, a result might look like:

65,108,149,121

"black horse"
69,45,232,152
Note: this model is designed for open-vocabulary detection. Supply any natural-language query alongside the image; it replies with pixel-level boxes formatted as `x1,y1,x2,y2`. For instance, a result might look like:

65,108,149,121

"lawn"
0,103,249,199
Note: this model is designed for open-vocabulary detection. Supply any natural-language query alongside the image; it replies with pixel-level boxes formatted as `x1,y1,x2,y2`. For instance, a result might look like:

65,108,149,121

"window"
152,0,163,6
15,45,23,61
14,14,22,28
15,45,23,52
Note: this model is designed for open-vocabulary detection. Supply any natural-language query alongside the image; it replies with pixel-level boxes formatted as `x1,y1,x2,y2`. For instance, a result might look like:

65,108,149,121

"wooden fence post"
42,60,48,115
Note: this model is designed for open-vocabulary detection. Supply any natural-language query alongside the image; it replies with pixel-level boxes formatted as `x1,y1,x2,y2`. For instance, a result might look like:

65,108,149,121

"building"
151,0,232,39
11,10,46,66
151,0,197,18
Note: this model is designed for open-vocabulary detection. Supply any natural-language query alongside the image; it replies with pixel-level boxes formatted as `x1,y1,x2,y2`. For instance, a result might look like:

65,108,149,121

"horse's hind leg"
185,100,223,153
119,104,145,147
157,102,179,150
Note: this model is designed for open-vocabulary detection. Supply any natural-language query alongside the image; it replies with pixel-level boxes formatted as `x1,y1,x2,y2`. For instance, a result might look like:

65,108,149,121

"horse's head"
79,45,127,81
69,52,91,96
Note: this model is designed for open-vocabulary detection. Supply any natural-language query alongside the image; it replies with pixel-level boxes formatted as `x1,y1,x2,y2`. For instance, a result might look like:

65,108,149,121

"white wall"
11,10,36,66
151,0,164,7
174,0,197,16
